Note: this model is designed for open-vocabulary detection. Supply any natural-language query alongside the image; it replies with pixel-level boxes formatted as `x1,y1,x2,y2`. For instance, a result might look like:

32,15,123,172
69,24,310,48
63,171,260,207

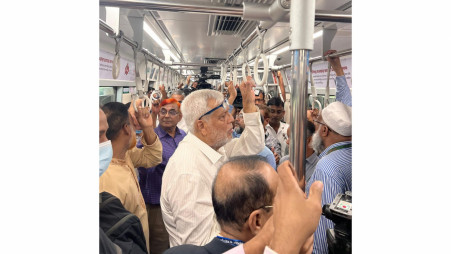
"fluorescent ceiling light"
313,30,323,39
143,21,169,50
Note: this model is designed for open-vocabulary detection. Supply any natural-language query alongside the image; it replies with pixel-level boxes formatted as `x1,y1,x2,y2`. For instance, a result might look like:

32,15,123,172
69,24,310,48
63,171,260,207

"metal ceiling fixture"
204,58,226,64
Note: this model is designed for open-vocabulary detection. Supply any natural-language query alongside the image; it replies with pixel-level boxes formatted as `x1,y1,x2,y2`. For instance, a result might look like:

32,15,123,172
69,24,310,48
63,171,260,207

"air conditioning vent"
204,58,226,65
215,16,242,32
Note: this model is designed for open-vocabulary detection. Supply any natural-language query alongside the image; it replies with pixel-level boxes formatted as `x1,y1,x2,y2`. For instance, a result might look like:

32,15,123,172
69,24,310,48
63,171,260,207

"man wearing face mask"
100,102,163,254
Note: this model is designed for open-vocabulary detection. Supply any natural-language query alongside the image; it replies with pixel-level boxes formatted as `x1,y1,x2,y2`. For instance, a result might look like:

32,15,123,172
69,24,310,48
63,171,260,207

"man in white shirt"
161,76,265,247
266,97,289,158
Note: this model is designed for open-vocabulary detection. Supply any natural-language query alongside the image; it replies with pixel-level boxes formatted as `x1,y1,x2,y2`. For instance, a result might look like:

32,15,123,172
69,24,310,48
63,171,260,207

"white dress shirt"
160,111,265,247
266,121,289,157
176,117,189,133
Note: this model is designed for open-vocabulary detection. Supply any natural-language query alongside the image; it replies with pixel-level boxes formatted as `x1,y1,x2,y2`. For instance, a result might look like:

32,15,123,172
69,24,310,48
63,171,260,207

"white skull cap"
322,101,352,136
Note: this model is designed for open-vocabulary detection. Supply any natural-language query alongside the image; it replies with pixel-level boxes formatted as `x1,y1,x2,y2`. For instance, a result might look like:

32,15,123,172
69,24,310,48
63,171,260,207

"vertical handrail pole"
289,0,315,188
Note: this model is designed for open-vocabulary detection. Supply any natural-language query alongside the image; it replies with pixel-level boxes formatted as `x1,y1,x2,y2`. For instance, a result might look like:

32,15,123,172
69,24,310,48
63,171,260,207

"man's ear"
195,119,208,136
247,210,265,236
123,123,132,136
320,125,329,137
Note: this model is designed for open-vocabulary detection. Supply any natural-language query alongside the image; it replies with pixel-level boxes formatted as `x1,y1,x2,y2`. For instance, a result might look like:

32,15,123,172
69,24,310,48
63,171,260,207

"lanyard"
216,236,244,247
326,143,352,155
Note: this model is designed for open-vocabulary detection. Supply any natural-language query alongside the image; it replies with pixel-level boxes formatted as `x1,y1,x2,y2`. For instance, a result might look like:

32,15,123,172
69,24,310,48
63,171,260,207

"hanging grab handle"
220,64,227,88
309,63,322,111
131,94,152,113
325,62,331,107
112,32,123,79
253,28,268,86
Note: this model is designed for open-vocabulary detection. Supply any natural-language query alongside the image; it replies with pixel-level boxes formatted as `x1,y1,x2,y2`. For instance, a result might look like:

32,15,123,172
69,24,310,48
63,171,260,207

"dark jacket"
163,238,235,254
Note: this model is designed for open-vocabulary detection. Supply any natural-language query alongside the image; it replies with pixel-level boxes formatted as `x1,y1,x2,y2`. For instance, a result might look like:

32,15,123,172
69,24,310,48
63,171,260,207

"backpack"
100,192,148,254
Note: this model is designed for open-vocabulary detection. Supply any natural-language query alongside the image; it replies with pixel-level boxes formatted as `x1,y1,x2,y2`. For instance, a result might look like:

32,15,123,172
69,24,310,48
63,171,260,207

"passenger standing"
100,102,163,253
163,155,279,254
160,76,265,247
233,111,277,170
254,88,266,106
280,121,320,183
137,98,186,254
306,50,352,254
266,97,289,157
257,104,281,165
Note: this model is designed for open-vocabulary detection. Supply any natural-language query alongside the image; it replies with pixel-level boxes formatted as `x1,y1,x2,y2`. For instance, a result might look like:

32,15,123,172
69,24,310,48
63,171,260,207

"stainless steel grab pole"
99,0,243,17
289,0,315,186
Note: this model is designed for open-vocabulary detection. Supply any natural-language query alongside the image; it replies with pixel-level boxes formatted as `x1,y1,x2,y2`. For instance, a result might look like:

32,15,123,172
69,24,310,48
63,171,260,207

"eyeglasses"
313,120,327,126
313,119,337,133
244,205,273,222
198,99,229,120
160,108,179,116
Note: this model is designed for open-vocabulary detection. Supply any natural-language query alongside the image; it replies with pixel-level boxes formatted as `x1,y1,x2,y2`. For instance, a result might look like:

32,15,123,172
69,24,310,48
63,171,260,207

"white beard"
311,130,325,155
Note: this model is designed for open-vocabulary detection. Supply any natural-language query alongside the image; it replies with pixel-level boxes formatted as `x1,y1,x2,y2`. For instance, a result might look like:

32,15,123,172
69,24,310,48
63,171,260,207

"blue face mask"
99,140,113,177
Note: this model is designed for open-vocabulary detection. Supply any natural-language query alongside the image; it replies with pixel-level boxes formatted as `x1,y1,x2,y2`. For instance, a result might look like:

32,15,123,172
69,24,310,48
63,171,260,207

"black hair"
101,102,130,141
212,155,274,231
266,97,284,108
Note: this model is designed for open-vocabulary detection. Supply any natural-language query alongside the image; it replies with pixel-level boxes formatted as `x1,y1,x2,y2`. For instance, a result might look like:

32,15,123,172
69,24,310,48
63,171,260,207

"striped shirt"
335,76,352,107
306,141,352,254
306,75,352,254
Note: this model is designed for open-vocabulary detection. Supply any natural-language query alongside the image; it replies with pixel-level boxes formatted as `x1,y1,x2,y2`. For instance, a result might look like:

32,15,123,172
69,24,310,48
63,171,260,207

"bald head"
212,155,278,232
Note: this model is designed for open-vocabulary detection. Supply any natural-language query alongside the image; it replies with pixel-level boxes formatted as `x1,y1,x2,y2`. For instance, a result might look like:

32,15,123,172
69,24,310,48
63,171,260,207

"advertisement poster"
99,50,135,81
310,56,352,88
283,56,352,89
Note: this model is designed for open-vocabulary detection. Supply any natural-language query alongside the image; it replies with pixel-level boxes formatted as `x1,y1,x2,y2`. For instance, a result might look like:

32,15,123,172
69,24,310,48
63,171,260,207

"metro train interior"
98,0,352,111
2,0,450,253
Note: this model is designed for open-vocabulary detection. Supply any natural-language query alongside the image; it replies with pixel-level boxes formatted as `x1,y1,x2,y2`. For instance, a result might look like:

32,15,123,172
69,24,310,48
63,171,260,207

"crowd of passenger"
99,50,352,254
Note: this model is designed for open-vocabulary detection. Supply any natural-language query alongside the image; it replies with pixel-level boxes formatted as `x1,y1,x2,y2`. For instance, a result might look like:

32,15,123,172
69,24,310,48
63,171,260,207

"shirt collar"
319,141,352,158
306,153,319,163
156,124,182,138
185,132,223,164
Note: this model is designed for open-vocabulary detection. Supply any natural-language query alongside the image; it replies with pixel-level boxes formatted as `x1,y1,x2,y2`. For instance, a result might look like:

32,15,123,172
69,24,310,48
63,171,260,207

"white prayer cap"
322,101,352,136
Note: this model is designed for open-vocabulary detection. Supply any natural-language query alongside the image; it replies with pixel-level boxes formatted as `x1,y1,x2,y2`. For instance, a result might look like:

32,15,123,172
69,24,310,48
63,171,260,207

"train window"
99,87,116,106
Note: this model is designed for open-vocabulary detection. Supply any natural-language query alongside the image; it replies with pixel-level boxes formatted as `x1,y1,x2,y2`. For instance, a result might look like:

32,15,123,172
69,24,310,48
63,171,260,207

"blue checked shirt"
306,75,352,254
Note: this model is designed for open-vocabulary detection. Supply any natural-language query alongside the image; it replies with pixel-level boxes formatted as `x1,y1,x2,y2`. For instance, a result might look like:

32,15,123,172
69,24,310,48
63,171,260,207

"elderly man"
304,50,352,254
306,101,352,254
165,157,324,254
163,155,278,253
161,76,265,247
100,102,163,253
137,98,186,253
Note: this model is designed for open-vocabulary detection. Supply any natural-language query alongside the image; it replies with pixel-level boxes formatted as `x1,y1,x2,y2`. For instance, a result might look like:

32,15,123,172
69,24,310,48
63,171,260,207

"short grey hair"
172,89,185,97
181,89,224,133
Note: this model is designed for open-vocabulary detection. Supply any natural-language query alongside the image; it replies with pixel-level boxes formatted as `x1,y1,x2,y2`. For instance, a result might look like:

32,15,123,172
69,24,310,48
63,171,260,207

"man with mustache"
100,102,163,253
161,76,265,247
138,98,186,254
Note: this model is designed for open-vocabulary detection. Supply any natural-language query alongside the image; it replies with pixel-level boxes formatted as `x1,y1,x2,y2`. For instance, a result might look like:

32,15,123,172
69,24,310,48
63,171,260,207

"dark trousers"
146,204,170,254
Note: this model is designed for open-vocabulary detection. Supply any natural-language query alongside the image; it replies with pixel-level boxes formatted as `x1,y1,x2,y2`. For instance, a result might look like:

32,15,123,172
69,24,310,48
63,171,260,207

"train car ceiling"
99,0,351,76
